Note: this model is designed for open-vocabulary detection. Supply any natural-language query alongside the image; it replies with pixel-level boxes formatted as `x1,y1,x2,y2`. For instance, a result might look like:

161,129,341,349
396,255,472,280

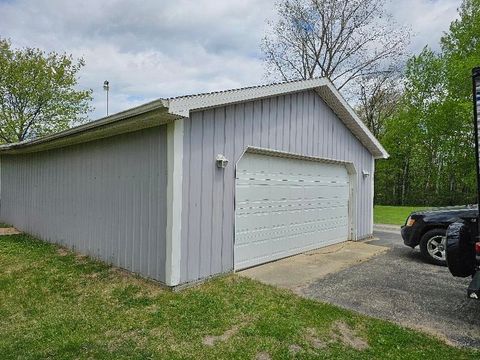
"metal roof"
0,78,388,158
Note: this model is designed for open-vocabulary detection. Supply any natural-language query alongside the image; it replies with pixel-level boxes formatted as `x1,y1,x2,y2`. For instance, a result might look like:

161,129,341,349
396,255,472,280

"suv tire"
420,228,447,266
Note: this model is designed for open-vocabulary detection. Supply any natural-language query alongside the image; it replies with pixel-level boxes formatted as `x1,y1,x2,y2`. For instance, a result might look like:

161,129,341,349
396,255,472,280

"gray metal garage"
0,78,388,287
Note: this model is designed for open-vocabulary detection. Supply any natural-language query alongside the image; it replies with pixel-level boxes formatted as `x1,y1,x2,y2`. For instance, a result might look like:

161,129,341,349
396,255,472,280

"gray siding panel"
181,90,374,283
0,127,168,283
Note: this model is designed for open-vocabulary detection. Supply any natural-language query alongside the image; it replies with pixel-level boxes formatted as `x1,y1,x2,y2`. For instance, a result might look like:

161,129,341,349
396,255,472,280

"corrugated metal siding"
0,127,168,282
181,90,374,283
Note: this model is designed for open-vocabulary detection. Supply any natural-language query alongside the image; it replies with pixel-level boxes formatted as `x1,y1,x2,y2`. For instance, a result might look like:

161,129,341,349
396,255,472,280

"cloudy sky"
0,0,461,119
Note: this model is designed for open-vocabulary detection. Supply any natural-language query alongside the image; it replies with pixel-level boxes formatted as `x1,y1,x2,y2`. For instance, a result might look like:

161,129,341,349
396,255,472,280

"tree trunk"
401,158,410,205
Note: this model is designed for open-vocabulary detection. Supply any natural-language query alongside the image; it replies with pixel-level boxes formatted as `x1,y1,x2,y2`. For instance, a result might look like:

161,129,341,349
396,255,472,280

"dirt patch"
305,328,327,349
105,329,147,351
84,272,100,279
255,351,271,360
75,253,88,263
108,268,163,293
56,247,70,256
0,227,21,236
331,321,369,350
148,327,192,353
110,267,130,277
202,324,243,346
288,344,303,354
145,303,160,314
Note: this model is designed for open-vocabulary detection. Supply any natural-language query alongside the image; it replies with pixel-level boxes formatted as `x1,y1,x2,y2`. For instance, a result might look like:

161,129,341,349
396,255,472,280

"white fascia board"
165,118,184,286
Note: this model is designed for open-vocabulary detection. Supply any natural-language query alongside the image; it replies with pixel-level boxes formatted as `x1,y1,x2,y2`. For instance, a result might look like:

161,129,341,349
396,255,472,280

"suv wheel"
420,228,447,266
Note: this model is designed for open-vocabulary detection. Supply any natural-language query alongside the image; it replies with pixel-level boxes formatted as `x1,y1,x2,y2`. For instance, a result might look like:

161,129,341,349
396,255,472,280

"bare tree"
263,0,410,90
356,72,402,137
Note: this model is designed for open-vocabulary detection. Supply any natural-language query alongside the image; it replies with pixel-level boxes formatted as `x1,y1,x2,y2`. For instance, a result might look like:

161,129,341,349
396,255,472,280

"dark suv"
401,205,478,265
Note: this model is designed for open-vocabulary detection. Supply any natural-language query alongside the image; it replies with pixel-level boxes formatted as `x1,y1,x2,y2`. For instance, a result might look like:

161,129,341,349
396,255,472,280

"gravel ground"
302,230,480,348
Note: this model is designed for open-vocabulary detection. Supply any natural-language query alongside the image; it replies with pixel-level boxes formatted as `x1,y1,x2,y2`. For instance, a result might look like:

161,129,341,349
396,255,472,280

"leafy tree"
376,48,447,205
375,0,480,206
442,0,480,100
0,38,92,143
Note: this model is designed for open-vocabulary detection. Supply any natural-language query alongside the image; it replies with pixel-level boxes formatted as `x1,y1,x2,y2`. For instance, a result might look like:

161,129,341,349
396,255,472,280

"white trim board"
165,118,184,286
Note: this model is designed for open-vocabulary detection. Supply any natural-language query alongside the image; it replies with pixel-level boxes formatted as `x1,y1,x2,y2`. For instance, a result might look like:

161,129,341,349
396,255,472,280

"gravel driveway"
302,230,480,348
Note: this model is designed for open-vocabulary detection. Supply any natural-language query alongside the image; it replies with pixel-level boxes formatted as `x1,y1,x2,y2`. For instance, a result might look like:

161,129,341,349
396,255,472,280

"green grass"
374,205,431,226
0,234,477,359
0,223,11,228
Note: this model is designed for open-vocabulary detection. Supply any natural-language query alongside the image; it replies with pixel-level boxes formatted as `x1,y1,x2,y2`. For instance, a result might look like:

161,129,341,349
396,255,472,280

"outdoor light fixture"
103,80,110,116
362,170,370,178
216,154,229,168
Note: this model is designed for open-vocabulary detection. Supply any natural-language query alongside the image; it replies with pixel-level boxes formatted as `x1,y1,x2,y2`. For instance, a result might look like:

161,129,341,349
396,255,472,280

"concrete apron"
238,241,388,294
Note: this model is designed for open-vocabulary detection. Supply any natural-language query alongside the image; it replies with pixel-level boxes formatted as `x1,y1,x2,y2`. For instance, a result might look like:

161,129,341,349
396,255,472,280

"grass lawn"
0,234,477,359
374,205,431,226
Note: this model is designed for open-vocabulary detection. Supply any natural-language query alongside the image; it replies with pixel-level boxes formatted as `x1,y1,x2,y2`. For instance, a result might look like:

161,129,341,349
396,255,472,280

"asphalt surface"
302,230,480,348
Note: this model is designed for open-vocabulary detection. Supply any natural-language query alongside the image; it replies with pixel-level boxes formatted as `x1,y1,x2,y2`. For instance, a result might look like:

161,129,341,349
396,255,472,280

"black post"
472,67,480,236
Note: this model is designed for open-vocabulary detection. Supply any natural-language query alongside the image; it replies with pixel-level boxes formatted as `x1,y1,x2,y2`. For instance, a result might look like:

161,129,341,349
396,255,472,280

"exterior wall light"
362,170,370,178
216,154,229,168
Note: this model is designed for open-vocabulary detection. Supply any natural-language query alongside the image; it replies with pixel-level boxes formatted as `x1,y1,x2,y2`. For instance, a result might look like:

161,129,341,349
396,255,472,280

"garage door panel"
235,216,348,246
236,184,305,202
236,199,348,218
235,152,351,270
237,182,349,201
235,229,348,269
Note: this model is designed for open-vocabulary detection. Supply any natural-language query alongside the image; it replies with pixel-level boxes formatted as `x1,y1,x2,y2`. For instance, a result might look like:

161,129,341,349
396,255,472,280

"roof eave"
0,78,389,159
314,81,388,159
0,99,174,155
167,78,330,117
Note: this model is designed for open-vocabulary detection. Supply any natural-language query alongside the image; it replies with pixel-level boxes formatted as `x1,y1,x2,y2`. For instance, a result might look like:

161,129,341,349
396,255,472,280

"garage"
0,77,388,287
235,151,353,269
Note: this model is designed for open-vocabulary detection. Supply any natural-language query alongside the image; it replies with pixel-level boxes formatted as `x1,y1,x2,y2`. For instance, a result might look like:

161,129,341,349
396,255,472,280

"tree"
441,0,480,100
374,0,480,207
262,0,410,90
356,72,401,137
375,49,445,205
0,38,92,143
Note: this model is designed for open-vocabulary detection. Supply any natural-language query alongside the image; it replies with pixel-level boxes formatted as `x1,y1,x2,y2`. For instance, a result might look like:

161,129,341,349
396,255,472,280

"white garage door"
234,152,351,270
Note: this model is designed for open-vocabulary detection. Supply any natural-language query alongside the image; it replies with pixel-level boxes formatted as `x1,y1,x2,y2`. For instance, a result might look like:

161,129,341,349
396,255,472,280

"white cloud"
0,0,462,119
386,0,460,53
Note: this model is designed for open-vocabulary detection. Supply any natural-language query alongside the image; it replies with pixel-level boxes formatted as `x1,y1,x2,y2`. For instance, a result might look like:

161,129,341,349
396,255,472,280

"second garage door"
234,152,351,270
